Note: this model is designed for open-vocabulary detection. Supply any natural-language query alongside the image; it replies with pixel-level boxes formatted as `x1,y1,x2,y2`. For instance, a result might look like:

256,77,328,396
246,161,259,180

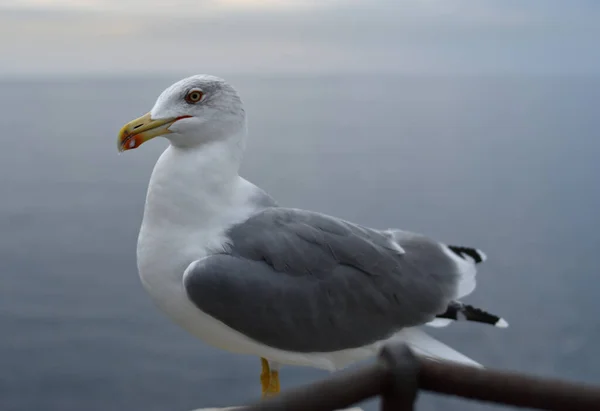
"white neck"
136,130,260,290
141,133,245,231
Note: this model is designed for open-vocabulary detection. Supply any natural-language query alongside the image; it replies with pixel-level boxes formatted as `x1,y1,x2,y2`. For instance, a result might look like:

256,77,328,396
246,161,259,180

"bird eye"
185,89,204,104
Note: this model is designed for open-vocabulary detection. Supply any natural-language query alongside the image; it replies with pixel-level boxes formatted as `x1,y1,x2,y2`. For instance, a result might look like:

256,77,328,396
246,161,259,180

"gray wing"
183,207,461,353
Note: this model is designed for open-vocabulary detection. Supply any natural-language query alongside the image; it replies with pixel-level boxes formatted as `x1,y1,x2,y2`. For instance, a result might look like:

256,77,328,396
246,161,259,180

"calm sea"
0,74,599,411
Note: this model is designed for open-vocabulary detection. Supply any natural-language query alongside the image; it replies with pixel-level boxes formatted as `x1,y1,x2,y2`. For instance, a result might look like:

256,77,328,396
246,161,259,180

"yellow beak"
117,113,190,152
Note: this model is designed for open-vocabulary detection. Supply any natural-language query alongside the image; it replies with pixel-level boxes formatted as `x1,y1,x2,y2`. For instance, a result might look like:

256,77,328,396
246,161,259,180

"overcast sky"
0,0,599,76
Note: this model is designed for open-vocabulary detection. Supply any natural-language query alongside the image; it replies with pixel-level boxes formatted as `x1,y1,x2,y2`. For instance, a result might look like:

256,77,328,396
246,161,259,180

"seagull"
117,74,508,398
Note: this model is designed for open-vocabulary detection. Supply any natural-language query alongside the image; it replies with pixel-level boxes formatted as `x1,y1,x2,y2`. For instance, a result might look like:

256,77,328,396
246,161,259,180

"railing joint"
379,343,420,411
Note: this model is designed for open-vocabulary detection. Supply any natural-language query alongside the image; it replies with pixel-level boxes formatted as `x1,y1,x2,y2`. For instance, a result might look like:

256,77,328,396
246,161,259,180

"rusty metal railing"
243,343,600,411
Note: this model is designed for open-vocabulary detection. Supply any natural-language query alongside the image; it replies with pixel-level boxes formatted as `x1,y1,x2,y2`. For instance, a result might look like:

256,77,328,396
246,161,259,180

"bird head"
117,75,246,152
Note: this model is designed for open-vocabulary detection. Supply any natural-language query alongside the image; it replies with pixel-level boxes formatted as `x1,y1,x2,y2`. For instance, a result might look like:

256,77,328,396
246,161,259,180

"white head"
117,75,246,153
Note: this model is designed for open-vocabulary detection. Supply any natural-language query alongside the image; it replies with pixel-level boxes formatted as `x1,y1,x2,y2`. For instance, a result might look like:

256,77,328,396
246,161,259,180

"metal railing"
243,343,600,411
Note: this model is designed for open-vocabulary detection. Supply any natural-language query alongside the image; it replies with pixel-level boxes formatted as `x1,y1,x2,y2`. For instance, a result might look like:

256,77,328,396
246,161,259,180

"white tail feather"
441,245,480,299
425,318,453,328
389,328,482,368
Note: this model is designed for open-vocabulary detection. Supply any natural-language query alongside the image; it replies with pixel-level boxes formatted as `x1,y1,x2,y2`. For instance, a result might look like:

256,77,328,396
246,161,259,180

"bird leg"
260,357,280,397
260,358,270,394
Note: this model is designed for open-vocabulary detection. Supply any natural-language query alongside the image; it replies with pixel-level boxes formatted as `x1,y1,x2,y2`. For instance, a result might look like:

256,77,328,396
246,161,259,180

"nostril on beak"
133,123,144,130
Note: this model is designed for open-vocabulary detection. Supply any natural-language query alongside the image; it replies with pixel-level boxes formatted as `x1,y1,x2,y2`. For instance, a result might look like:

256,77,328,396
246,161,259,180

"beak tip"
117,136,127,153
117,130,139,153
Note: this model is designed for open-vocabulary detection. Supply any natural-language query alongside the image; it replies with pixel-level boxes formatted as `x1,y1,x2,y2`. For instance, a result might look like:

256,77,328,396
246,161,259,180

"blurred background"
1,1,599,410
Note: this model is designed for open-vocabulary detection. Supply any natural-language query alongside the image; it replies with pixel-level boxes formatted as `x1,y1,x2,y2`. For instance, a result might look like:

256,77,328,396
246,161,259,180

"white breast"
135,145,263,349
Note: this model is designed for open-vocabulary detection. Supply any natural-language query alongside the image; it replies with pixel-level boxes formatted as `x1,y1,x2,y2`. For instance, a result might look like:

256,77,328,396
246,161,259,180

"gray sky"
0,0,599,76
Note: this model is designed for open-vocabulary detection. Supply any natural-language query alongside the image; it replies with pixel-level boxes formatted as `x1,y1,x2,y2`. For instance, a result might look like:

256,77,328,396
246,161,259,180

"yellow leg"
260,358,271,395
268,369,280,394
260,357,281,397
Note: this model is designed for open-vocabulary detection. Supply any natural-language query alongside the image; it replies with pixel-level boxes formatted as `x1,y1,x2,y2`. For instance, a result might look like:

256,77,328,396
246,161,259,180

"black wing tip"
437,302,509,328
447,245,487,264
